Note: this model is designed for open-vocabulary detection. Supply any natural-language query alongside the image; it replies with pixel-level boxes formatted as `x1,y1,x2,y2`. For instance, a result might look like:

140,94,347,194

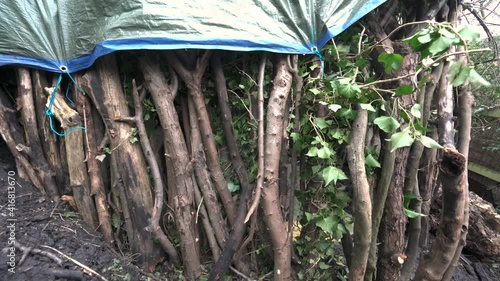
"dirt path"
0,145,151,281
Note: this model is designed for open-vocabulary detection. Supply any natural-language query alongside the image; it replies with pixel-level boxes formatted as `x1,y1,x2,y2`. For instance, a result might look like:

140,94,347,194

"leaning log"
43,86,98,227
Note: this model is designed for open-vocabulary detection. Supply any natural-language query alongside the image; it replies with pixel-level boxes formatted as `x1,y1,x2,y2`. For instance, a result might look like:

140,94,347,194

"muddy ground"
0,141,499,280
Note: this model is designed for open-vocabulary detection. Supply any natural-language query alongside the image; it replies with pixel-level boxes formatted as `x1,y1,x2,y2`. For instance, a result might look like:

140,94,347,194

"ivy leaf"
315,118,330,130
394,85,414,97
378,53,403,73
360,103,376,112
414,122,431,133
322,166,348,186
227,181,240,193
338,83,361,98
309,88,321,95
365,154,381,168
404,208,427,218
451,66,471,86
96,154,106,162
458,26,480,42
374,116,400,133
428,36,454,55
411,104,422,119
306,147,318,157
448,60,463,82
328,104,342,112
388,129,414,152
316,215,337,235
419,135,443,149
317,146,333,159
469,69,491,87
338,108,357,119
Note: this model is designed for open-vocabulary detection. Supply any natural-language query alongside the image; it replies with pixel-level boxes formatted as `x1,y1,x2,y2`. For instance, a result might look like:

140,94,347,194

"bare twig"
41,245,109,281
244,53,267,223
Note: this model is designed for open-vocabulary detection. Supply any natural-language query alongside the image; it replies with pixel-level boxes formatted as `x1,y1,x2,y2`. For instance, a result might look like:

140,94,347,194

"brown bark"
414,147,466,281
79,54,159,267
0,94,45,193
401,64,441,280
165,50,238,224
261,54,293,280
187,95,228,248
44,86,97,227
73,83,113,244
208,53,257,280
346,108,372,281
138,53,200,279
115,80,181,265
365,103,395,281
442,72,473,281
32,70,64,190
17,68,59,200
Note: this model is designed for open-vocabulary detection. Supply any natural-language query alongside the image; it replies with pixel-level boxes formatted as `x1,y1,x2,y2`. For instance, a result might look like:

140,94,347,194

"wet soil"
0,146,152,281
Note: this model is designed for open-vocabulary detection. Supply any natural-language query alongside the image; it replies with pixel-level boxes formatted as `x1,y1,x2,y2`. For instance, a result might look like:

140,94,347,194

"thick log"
16,68,59,200
32,70,64,190
43,87,97,227
139,53,201,279
79,54,161,267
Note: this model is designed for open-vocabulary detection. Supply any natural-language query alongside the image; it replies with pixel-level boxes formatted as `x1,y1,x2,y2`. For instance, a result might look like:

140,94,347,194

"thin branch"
41,245,109,281
244,53,267,223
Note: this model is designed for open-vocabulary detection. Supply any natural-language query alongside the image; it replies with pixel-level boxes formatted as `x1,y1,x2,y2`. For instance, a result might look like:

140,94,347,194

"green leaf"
428,36,454,55
309,88,321,95
374,116,400,133
451,66,471,86
419,135,443,149
458,26,480,42
360,103,376,112
112,213,119,229
411,104,422,119
227,181,240,193
394,85,414,97
338,108,357,119
448,60,463,82
322,166,348,186
328,104,342,112
306,147,318,157
316,215,337,234
315,118,330,130
389,129,414,152
439,28,457,39
404,208,427,218
469,69,491,87
318,262,330,270
378,53,403,73
414,122,431,133
365,154,381,168
417,33,433,44
317,146,333,159
338,83,361,98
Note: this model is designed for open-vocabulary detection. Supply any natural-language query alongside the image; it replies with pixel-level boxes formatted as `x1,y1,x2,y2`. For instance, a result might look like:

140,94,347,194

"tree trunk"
346,108,372,281
32,70,65,190
17,68,59,200
44,86,97,227
166,50,238,224
261,54,293,280
74,84,113,244
139,53,201,279
79,54,160,268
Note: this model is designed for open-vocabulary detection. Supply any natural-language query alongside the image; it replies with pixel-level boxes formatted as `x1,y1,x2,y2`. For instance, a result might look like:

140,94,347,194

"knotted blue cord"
311,24,324,79
45,70,87,137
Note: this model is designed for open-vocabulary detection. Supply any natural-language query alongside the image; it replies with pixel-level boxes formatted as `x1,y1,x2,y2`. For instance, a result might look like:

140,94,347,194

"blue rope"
45,71,87,137
311,24,324,79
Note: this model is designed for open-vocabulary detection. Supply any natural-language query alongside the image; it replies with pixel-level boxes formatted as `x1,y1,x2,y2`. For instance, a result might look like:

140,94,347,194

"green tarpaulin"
0,0,386,72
